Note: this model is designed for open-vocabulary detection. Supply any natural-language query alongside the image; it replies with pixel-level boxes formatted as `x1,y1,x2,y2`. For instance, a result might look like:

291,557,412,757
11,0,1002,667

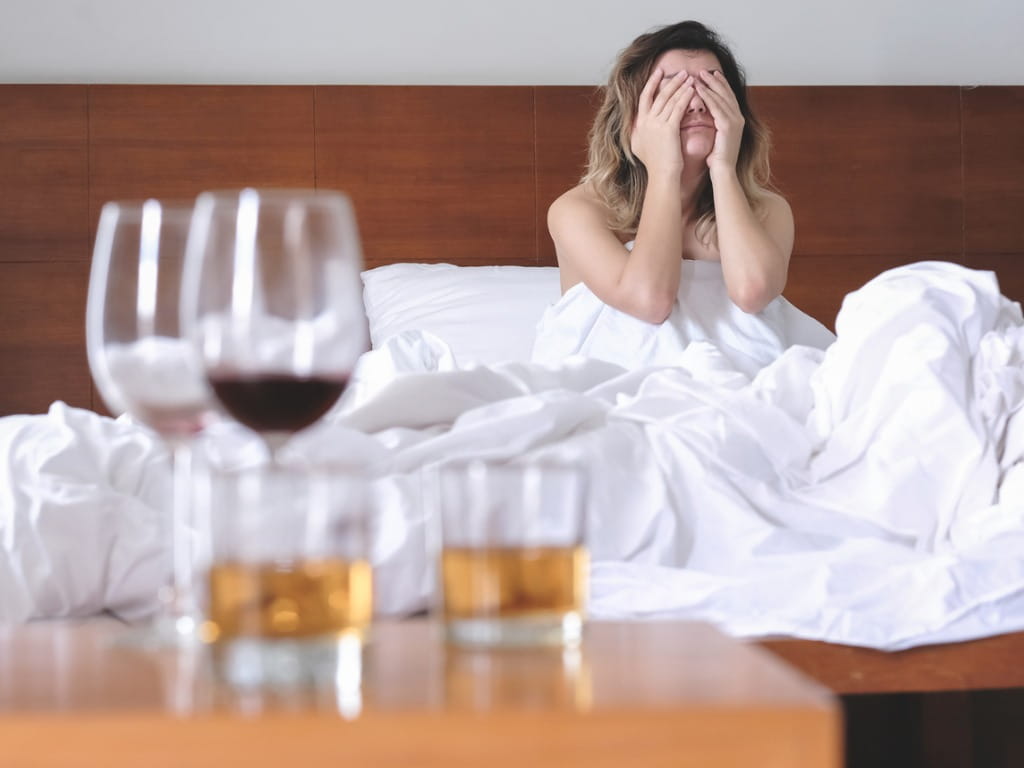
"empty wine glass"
86,198,218,643
181,188,368,457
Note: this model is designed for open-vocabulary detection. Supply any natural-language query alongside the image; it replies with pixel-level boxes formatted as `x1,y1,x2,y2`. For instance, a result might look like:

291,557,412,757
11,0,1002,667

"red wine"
208,373,349,433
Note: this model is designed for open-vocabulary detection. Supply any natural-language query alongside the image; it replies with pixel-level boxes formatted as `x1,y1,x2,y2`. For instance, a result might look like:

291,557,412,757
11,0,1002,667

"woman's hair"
582,20,774,242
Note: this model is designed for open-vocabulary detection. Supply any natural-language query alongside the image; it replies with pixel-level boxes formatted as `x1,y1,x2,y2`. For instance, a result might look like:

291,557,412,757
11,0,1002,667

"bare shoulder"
757,190,794,225
547,183,608,232
757,190,795,257
546,184,630,293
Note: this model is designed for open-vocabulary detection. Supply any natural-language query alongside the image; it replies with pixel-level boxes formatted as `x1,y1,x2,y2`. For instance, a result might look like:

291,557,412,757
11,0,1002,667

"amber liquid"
204,558,373,642
441,546,587,620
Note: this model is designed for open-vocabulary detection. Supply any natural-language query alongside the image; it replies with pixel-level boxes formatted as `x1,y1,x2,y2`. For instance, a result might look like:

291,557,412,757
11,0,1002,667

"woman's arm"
710,174,793,313
697,70,792,314
549,69,696,325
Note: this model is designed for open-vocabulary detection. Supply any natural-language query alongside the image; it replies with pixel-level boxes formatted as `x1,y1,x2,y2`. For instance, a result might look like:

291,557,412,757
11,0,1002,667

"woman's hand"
630,67,695,181
696,70,745,173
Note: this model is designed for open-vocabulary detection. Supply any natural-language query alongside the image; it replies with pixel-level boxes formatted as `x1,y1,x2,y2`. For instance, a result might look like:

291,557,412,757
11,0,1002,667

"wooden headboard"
2,84,1022,416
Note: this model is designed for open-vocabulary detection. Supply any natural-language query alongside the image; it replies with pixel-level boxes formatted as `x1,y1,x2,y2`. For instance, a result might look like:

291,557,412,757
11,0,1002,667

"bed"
2,82,1024,725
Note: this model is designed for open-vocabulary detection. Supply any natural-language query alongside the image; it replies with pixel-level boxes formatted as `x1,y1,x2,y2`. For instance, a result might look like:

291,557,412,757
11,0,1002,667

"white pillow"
361,263,562,366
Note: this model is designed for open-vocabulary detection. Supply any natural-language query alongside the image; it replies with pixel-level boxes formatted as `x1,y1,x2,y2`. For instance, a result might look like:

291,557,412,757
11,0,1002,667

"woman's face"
649,48,723,163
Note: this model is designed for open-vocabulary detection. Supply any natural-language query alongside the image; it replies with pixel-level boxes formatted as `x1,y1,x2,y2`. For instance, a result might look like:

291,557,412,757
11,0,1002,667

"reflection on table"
0,618,840,768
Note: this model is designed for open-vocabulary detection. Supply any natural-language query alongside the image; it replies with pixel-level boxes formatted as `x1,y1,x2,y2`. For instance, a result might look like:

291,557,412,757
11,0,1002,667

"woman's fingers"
697,80,725,119
669,83,695,124
631,72,692,170
638,67,662,114
697,77,734,122
699,71,741,114
695,71,745,170
650,72,689,117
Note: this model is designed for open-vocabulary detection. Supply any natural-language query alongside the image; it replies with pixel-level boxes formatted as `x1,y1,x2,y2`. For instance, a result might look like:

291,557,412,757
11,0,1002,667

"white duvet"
2,261,1024,651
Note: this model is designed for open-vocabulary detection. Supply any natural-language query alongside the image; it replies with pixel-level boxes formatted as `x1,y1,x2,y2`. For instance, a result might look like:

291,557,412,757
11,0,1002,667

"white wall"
1,0,1021,86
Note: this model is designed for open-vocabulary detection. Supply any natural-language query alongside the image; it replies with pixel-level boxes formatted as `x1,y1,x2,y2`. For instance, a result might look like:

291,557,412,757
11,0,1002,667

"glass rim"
194,187,354,207
433,458,589,540
97,198,196,218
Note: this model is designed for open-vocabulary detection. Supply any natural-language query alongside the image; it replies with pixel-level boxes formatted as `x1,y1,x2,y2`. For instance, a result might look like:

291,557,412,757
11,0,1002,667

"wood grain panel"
0,86,88,263
751,87,962,258
784,254,1024,333
963,253,1024,305
315,86,535,268
89,86,315,227
0,262,91,416
535,87,602,267
963,86,1024,254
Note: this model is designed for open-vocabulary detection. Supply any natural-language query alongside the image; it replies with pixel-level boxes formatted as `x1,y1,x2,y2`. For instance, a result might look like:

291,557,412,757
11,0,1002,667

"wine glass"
86,198,218,643
181,188,368,456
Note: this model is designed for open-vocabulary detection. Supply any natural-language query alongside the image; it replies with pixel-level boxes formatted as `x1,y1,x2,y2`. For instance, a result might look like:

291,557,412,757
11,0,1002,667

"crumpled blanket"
531,256,836,377
2,261,1023,650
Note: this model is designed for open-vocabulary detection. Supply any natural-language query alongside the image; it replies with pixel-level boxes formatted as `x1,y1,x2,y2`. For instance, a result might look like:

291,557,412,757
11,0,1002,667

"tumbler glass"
198,464,373,688
436,460,588,648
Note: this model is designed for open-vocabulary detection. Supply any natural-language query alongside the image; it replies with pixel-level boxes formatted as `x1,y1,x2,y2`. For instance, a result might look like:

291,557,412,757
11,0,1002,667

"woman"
535,21,831,375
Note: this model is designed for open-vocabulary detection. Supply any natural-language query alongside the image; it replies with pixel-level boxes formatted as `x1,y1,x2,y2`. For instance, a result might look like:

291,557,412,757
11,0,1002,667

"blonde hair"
582,20,775,244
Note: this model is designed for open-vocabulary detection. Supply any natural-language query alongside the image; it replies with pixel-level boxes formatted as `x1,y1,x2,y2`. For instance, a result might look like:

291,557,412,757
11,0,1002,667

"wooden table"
761,633,1024,694
0,619,840,767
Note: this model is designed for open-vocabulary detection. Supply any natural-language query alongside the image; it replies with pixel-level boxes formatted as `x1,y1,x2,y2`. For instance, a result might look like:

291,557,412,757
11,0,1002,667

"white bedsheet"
532,257,836,377
2,262,1024,650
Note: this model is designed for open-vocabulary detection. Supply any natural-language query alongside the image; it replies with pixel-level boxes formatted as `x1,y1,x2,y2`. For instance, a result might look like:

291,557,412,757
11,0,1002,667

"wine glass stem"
167,438,197,635
264,431,289,465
